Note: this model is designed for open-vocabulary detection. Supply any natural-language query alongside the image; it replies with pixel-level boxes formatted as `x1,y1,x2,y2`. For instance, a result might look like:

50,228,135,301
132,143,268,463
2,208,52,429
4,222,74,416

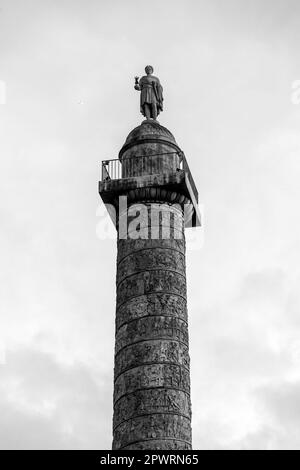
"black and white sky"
0,0,300,450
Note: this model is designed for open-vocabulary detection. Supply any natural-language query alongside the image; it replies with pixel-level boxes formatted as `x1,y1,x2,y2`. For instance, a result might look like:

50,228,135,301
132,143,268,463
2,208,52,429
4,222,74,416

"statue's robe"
139,75,163,117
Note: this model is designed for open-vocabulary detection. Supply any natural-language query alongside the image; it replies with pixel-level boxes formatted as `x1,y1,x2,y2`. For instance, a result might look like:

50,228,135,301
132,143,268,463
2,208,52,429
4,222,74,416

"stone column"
111,122,192,450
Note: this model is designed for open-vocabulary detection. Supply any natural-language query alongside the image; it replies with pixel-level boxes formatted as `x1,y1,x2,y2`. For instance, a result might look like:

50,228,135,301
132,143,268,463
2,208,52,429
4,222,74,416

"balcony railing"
101,152,181,180
101,151,198,203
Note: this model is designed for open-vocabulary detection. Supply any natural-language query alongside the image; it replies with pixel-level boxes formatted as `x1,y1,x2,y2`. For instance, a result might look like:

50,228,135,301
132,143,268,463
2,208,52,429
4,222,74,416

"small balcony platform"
99,152,201,228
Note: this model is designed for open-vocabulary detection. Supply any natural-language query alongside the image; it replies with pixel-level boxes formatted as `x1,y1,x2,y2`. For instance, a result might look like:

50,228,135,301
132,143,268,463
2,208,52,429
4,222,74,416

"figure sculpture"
134,65,163,120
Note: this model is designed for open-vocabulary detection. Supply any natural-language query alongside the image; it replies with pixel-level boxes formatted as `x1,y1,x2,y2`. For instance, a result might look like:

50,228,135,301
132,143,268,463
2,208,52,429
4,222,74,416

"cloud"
259,381,300,426
0,348,112,449
230,380,300,450
190,265,300,449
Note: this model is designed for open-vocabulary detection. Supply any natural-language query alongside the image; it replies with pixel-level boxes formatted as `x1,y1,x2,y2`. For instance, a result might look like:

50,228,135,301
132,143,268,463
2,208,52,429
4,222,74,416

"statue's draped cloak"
139,75,163,116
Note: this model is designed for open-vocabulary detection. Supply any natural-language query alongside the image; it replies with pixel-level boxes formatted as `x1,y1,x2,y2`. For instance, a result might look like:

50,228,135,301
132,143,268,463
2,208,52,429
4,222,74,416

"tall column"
113,203,191,450
99,120,200,450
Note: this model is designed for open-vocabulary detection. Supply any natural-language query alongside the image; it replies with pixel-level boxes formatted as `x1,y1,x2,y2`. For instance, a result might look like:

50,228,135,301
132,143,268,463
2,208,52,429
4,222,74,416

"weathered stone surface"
117,248,186,284
112,414,191,450
114,339,190,378
117,270,186,307
115,315,189,353
113,389,191,429
119,121,180,161
114,364,190,403
115,293,187,331
117,237,185,264
122,440,191,450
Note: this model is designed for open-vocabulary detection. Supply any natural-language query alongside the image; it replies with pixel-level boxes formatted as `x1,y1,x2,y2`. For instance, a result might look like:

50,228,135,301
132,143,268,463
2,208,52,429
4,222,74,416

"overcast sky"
0,0,300,450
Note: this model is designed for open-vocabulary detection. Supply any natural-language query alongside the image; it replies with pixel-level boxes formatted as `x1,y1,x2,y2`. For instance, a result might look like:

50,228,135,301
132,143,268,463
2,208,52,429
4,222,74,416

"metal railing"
101,152,181,180
101,151,198,202
102,158,121,180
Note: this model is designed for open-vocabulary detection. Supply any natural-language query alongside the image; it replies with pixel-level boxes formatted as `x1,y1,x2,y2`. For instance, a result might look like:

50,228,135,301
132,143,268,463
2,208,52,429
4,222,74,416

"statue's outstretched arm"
134,76,141,91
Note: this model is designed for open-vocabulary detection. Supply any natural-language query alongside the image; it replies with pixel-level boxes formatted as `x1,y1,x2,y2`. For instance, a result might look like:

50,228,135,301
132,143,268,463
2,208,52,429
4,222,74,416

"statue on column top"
134,65,164,121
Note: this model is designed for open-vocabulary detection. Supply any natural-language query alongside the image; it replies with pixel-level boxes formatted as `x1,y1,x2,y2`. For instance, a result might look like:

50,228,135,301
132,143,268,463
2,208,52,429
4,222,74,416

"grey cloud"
0,402,80,450
258,381,300,427
232,381,300,449
0,348,112,449
239,268,285,301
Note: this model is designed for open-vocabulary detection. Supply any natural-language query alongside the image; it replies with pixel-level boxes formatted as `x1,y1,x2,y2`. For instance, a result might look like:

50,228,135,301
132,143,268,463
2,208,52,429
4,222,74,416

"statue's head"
145,65,154,75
